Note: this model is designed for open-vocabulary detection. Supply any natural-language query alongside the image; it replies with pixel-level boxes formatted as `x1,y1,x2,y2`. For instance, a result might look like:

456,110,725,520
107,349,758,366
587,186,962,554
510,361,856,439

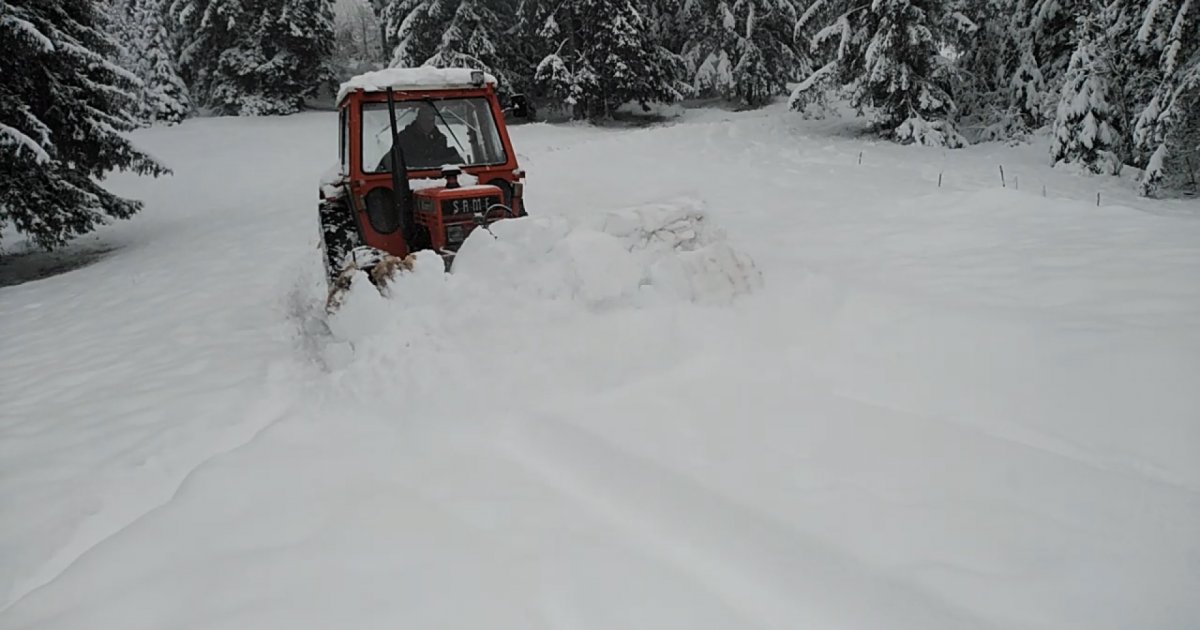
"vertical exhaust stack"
441,165,462,189
385,87,415,247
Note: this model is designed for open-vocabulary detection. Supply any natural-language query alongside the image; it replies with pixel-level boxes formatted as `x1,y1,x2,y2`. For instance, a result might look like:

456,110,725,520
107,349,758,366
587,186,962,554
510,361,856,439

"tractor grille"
445,195,502,216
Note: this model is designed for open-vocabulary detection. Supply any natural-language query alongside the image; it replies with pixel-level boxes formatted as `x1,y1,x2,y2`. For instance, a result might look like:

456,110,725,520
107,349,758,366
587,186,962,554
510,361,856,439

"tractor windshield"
363,97,507,173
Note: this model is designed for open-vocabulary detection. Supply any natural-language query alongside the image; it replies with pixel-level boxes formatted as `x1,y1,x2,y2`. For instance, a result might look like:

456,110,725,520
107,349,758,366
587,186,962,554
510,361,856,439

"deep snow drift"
1,104,1198,630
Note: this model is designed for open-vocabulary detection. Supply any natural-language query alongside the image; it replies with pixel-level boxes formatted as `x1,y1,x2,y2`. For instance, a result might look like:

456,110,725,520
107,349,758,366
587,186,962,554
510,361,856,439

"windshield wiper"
424,98,467,159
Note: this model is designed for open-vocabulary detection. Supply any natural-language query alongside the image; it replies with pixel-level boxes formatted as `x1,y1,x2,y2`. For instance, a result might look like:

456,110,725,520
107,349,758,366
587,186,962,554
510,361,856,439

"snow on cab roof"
337,67,498,103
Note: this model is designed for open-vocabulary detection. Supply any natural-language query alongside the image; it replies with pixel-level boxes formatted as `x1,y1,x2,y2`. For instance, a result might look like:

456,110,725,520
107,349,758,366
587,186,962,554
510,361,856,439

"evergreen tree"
508,0,558,95
645,0,690,54
170,0,335,115
534,0,682,118
130,0,193,123
634,0,695,100
791,0,965,146
674,0,716,89
100,0,143,73
1050,10,1124,173
382,0,452,68
945,0,1088,141
1,0,170,250
691,0,736,97
945,0,1032,138
1009,44,1049,127
533,9,602,115
715,0,800,106
737,0,802,106
1129,0,1200,194
378,0,533,95
333,0,384,72
788,0,845,116
424,0,510,86
167,0,214,97
1028,0,1085,89
685,0,800,107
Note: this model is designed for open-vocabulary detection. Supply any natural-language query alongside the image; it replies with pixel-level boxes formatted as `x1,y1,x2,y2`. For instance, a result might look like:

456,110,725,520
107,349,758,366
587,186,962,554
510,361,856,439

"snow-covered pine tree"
1009,42,1050,127
983,0,1084,134
941,0,1089,142
96,0,156,126
791,0,965,146
506,0,556,95
377,0,535,95
788,0,847,116
645,0,689,54
631,0,695,100
533,8,601,116
943,0,1031,138
259,0,336,112
167,0,216,97
130,0,193,123
689,0,736,98
1050,9,1125,174
728,0,801,106
0,0,170,250
381,0,453,68
333,0,384,76
534,0,682,119
169,0,334,115
685,0,799,107
866,0,965,145
423,0,509,85
1028,0,1086,90
674,0,718,91
637,0,695,100
1129,0,1200,194
100,0,143,72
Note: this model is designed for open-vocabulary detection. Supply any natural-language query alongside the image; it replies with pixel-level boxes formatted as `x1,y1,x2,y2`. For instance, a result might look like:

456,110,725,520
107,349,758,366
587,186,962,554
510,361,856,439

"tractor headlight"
470,70,484,86
446,224,466,244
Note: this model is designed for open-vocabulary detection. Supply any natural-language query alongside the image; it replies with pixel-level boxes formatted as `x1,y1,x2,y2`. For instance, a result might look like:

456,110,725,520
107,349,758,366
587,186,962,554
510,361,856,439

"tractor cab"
317,67,529,295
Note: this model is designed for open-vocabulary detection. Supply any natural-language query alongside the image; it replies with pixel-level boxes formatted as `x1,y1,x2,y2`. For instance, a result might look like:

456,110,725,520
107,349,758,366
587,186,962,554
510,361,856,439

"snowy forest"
3,2,1200,625
1,0,1198,249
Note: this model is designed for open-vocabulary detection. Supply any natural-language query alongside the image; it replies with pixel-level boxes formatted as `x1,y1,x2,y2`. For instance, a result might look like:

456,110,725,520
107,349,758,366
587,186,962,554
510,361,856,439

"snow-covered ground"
2,104,1198,630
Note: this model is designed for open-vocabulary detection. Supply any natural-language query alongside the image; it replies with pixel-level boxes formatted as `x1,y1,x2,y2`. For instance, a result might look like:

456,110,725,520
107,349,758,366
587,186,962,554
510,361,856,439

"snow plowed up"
336,197,761,313
453,197,761,306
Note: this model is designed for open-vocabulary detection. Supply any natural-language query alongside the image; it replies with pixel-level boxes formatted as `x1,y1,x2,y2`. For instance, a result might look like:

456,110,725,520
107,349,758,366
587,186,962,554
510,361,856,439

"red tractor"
317,68,531,299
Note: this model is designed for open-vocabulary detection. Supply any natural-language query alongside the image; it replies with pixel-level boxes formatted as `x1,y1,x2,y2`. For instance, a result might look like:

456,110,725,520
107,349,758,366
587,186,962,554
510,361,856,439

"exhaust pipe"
385,87,415,247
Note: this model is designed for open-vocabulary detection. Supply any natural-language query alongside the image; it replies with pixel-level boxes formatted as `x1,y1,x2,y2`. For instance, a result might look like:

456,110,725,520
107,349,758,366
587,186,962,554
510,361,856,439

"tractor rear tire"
318,196,360,287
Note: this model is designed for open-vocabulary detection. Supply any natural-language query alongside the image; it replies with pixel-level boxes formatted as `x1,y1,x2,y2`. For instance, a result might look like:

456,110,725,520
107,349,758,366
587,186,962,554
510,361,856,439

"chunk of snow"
441,198,761,308
409,172,480,191
331,197,761,316
319,163,343,198
894,116,967,148
336,67,498,103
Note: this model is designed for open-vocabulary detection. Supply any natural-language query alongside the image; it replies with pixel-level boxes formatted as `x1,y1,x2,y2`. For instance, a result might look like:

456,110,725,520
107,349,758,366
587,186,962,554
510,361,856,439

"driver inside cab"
377,104,464,171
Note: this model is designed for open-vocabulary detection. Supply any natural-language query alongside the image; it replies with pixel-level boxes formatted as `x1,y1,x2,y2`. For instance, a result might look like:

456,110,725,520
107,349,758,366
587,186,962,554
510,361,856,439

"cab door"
348,97,413,256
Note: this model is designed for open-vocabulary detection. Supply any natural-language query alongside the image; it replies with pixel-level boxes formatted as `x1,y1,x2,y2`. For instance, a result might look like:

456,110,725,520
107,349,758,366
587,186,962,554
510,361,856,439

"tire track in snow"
499,413,1001,630
0,373,297,615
